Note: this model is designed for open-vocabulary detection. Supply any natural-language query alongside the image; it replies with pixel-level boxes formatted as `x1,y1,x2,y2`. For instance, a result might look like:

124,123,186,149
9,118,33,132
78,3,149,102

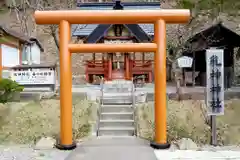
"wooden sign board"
206,48,224,116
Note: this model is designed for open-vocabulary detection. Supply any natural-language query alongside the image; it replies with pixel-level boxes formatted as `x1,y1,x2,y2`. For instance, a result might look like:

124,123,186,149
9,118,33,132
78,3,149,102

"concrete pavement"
65,137,240,160
65,137,157,160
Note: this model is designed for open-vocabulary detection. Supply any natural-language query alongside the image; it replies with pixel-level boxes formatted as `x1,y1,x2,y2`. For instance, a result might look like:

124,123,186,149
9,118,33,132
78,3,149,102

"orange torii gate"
34,9,190,150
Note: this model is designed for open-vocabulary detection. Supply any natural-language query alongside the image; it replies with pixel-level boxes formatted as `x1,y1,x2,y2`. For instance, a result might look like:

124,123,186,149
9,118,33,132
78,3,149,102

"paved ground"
65,137,240,160
2,139,240,159
65,137,157,160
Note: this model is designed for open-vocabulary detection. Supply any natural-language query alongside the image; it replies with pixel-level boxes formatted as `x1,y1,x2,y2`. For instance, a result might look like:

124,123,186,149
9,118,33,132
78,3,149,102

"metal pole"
210,115,217,146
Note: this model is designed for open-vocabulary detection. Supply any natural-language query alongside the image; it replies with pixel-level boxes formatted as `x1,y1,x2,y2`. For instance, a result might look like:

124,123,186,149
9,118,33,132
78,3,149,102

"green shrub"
0,78,24,103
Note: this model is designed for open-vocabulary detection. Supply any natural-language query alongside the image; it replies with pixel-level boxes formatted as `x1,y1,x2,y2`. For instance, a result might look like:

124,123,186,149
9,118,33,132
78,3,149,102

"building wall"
0,32,23,78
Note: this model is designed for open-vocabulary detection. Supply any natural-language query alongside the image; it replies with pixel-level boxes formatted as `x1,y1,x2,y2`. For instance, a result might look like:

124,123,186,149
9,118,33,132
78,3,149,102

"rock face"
40,92,56,100
35,137,56,150
176,138,199,150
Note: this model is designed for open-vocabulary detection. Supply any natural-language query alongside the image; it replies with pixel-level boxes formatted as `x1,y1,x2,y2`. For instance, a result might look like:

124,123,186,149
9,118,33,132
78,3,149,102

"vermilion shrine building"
68,1,240,86
72,1,160,83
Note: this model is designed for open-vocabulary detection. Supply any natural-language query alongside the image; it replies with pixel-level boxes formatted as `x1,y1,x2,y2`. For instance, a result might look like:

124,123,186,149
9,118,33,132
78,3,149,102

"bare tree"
10,0,87,92
9,0,237,93
165,0,231,100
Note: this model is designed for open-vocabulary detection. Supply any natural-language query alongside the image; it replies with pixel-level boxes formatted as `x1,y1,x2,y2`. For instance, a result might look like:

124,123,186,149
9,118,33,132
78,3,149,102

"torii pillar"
34,9,190,150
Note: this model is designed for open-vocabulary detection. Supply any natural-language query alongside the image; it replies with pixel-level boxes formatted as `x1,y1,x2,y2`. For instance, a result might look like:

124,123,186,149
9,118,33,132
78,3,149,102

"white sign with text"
11,69,55,85
177,56,193,68
206,48,224,116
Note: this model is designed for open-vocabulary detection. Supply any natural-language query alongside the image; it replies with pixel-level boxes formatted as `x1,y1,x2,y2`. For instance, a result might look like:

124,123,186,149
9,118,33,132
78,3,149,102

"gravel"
200,145,240,151
0,145,71,160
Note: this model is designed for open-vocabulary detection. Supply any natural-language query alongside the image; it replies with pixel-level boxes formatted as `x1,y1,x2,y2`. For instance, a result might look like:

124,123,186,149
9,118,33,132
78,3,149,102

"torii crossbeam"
34,9,190,150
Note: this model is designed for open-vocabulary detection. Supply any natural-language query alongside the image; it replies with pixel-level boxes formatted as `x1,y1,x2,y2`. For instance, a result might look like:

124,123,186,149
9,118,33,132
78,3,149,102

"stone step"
104,80,133,84
103,88,133,93
103,81,133,93
98,127,135,136
101,105,133,113
99,119,134,128
102,93,132,97
104,81,133,86
103,83,133,87
100,112,134,120
102,98,133,105
97,135,135,138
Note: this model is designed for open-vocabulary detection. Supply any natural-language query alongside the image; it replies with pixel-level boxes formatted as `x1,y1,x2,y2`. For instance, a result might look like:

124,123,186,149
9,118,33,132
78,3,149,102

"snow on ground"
154,149,240,160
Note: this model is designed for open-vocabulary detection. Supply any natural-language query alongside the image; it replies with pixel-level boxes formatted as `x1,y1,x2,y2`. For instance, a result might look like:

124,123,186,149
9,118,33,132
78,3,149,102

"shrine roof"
184,22,240,52
0,24,44,52
84,24,152,43
72,2,160,37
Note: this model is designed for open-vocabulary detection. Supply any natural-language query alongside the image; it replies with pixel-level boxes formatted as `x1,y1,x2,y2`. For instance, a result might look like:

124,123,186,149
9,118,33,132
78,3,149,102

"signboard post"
177,56,193,86
206,48,224,146
206,48,224,115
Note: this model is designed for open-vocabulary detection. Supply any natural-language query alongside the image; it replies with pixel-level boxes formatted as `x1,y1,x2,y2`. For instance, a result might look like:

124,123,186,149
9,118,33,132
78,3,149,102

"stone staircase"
97,80,136,137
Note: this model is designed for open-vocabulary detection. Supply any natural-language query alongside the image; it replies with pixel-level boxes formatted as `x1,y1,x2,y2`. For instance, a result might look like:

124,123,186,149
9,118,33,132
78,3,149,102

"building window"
21,45,28,63
1,44,19,67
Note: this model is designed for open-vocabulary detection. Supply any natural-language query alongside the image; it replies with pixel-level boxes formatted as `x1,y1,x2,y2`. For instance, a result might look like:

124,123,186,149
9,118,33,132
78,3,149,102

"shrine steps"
97,80,136,137
98,104,135,137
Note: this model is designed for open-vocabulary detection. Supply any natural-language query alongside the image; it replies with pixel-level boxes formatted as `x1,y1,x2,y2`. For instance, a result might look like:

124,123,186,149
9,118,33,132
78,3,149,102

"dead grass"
216,99,240,145
136,99,240,145
0,97,97,144
0,104,10,128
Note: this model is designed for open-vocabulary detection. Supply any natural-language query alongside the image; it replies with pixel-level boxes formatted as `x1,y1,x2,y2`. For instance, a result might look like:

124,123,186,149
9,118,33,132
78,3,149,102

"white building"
0,25,44,78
